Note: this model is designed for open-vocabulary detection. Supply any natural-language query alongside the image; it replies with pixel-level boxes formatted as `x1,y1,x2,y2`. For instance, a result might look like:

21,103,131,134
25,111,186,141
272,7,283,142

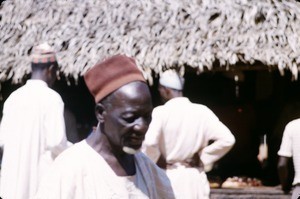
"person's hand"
282,185,292,194
257,143,268,163
189,153,200,168
275,184,291,194
204,163,213,172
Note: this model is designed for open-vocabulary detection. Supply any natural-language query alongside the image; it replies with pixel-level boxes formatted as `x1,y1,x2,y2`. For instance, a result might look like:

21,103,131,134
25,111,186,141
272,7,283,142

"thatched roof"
1,0,300,84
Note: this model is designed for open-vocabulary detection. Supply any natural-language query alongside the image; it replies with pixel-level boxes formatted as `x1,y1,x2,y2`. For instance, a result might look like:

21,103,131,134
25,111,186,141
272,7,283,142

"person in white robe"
0,43,69,199
142,70,236,199
35,54,175,199
278,119,300,198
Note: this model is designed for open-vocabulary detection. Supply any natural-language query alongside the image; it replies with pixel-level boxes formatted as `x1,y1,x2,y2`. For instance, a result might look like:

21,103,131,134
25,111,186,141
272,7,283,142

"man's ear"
162,86,172,98
95,103,105,123
46,64,56,78
48,64,55,73
165,87,171,95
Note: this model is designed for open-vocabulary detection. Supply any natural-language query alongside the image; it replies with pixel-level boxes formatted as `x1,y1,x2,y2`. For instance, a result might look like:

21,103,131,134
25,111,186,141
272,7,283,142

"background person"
0,43,69,199
142,69,235,199
35,54,175,199
278,119,300,198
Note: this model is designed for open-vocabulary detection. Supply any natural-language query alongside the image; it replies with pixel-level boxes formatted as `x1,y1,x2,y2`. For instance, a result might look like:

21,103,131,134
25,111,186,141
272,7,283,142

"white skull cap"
159,69,184,90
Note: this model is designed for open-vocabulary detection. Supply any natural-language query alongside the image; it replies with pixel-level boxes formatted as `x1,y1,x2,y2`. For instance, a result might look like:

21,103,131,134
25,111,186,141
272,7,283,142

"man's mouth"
129,136,144,145
123,134,144,148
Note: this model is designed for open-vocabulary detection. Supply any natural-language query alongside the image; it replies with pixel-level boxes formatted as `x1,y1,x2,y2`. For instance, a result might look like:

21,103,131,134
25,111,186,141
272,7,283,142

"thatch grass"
1,0,300,84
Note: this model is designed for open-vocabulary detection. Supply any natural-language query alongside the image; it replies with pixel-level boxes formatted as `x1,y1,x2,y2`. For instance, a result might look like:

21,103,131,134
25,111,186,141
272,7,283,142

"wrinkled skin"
87,81,153,176
100,81,153,154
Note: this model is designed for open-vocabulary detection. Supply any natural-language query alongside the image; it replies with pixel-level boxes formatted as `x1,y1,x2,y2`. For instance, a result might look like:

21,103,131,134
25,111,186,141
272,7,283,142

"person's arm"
0,101,10,148
199,109,235,170
35,155,77,198
141,108,163,163
277,122,294,194
45,98,69,158
0,101,10,163
277,156,292,194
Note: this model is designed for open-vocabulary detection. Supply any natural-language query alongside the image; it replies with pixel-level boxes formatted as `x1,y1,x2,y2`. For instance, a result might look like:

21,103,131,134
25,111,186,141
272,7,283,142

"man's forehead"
116,81,148,95
108,82,152,108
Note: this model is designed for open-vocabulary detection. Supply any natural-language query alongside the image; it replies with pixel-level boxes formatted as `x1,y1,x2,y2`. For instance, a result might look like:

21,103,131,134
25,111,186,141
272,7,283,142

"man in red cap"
0,43,69,199
36,54,175,199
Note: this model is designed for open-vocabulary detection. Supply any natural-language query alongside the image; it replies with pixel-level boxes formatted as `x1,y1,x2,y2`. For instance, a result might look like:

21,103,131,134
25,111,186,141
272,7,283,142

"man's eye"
123,117,136,123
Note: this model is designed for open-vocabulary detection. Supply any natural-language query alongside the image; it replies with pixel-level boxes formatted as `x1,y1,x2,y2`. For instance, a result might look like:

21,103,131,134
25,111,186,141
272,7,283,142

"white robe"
0,80,68,199
278,118,300,185
142,97,235,199
35,140,175,199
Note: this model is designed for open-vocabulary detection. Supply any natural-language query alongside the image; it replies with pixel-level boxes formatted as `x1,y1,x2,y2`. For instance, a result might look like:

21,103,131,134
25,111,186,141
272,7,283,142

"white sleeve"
44,98,69,158
199,109,235,166
278,123,293,157
142,108,163,163
0,100,12,148
35,156,76,199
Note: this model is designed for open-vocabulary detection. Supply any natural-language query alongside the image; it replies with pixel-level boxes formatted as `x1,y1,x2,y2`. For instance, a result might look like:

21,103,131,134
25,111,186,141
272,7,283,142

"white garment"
0,80,68,199
142,97,235,199
35,140,175,199
278,119,300,185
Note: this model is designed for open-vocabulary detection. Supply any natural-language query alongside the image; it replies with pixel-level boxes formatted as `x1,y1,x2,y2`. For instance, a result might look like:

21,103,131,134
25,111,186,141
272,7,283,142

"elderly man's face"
100,81,153,154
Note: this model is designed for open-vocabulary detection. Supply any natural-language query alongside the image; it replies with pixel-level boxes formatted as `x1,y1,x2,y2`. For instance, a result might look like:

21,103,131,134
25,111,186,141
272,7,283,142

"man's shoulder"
2,85,27,107
172,97,210,109
188,101,215,115
286,118,300,129
54,141,89,164
153,98,213,117
283,119,300,140
42,87,63,101
6,83,62,103
5,85,25,98
152,105,164,112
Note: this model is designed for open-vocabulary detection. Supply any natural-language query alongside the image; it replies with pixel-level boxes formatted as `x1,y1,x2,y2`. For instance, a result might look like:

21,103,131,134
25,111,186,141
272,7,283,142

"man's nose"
133,118,149,133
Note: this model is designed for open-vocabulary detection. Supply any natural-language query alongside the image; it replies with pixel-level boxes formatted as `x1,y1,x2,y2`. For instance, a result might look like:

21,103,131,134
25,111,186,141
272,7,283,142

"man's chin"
122,146,140,155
